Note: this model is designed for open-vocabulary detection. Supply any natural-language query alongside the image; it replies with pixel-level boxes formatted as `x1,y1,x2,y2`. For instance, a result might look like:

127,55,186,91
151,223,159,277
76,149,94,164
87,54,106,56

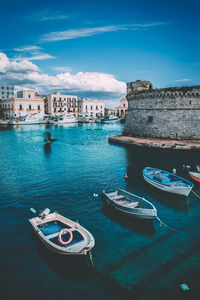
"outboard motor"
39,208,50,219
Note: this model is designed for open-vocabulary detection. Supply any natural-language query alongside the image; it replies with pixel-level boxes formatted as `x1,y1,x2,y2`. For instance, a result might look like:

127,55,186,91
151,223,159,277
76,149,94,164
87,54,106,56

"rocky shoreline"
108,135,200,150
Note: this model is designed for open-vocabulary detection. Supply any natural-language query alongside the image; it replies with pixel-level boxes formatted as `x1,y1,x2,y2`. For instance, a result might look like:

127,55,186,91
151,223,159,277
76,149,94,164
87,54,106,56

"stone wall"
123,87,200,140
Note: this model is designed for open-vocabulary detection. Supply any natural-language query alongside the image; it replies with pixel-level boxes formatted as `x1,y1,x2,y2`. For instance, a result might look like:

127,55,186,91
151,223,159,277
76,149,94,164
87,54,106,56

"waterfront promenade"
109,135,200,150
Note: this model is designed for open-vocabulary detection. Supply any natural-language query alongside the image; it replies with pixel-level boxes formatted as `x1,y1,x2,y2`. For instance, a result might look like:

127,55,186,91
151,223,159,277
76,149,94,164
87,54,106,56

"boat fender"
58,228,73,245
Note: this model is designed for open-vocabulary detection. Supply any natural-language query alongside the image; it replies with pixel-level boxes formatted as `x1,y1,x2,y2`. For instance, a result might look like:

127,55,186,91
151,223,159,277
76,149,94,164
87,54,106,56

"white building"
1,90,44,119
46,92,78,116
78,98,104,118
0,84,14,99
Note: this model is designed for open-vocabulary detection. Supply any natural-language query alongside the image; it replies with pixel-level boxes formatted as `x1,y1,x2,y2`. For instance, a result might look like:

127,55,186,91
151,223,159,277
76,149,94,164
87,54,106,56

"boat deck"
38,220,84,248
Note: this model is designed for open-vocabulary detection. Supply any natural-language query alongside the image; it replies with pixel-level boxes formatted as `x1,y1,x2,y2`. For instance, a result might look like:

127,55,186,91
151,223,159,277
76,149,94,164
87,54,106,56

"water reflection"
31,232,94,282
102,204,156,238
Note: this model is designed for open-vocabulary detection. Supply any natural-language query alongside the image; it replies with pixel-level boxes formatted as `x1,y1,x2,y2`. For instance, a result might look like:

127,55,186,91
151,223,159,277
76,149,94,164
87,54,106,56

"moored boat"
101,115,119,123
102,188,157,220
143,167,194,197
188,171,200,183
49,114,77,124
9,113,45,125
29,208,95,255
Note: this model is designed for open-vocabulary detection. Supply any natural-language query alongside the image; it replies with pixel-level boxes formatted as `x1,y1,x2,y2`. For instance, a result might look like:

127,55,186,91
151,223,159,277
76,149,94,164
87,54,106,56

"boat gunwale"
143,167,194,188
29,212,95,254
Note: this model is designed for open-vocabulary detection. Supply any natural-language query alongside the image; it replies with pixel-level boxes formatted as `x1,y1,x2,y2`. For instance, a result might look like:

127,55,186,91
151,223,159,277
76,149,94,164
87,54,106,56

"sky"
0,0,200,107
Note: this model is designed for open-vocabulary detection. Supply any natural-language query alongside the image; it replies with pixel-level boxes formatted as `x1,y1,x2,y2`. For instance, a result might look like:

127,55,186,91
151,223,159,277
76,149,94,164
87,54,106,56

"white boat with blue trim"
29,208,95,256
102,188,157,220
101,115,119,123
48,114,77,124
143,167,194,196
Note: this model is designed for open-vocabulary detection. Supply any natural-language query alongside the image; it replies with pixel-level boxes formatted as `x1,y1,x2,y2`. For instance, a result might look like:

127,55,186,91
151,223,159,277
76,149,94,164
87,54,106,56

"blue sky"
0,0,200,106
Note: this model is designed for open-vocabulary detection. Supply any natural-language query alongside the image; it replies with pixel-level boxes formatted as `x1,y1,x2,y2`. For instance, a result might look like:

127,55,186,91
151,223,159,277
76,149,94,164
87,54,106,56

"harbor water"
0,123,200,299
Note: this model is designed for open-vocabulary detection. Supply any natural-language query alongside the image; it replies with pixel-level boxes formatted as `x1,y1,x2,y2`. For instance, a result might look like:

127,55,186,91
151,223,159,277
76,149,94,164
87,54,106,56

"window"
67,98,71,102
54,108,56,112
96,106,98,110
28,94,31,98
91,105,93,110
53,97,56,101
38,105,40,110
86,105,87,110
19,104,22,110
29,105,31,110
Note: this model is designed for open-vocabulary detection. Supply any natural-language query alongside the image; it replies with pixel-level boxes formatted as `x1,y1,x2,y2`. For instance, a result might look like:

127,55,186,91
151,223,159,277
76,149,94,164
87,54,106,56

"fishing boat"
9,113,45,125
29,208,95,256
143,167,194,196
49,114,77,124
188,171,200,183
101,115,119,123
102,188,157,219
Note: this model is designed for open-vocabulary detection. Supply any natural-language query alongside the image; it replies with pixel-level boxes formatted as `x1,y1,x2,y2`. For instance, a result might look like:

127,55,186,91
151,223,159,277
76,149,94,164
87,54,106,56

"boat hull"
189,171,200,183
101,118,119,123
103,190,157,220
29,212,95,256
143,174,192,196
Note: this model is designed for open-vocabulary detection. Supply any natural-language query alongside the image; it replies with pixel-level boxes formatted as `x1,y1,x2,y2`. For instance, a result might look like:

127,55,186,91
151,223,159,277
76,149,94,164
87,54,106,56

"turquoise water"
0,123,200,299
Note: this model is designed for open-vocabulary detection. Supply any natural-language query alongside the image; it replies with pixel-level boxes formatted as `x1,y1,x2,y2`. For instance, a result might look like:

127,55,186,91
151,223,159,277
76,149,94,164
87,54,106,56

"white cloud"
14,45,42,52
15,53,55,61
40,15,68,21
13,45,55,61
175,78,192,82
0,52,39,73
53,66,73,72
0,52,126,103
29,10,68,22
41,23,166,42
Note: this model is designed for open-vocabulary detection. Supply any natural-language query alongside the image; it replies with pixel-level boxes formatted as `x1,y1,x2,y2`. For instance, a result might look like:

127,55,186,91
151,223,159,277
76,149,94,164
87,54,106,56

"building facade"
1,90,44,119
124,80,200,140
0,84,14,100
115,97,128,117
46,92,78,116
78,98,104,118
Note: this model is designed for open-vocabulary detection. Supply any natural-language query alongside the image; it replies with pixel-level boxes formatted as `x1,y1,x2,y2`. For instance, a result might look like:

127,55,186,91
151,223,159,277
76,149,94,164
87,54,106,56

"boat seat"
112,195,125,201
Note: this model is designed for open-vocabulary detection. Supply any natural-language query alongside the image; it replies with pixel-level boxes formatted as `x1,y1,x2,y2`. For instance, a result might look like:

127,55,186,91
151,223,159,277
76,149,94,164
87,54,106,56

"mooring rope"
191,189,200,199
156,217,180,233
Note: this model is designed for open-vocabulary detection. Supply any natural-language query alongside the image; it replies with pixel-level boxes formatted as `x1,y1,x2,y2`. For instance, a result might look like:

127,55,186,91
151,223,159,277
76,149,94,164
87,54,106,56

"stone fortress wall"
123,80,200,140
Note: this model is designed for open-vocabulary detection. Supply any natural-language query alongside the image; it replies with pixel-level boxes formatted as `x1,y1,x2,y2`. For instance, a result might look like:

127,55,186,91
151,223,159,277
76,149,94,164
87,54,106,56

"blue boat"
143,167,194,196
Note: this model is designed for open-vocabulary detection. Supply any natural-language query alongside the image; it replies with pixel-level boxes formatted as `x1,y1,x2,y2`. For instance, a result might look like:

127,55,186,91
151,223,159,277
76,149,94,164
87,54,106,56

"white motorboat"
143,167,194,197
29,208,95,256
102,188,157,220
101,115,119,123
49,114,77,124
9,113,45,125
0,119,9,126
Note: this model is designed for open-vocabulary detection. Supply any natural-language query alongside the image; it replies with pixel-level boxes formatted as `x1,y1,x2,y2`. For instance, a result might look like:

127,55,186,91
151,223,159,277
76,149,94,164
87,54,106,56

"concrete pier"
109,135,200,150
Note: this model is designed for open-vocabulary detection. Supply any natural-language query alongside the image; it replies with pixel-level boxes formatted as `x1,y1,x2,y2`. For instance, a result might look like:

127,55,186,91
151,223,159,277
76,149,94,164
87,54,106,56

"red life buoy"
58,228,73,245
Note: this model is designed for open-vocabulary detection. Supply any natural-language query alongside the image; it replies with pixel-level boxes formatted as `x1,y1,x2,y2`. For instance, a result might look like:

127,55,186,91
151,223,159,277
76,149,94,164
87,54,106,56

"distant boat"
29,208,95,256
0,119,8,126
101,115,119,123
143,167,194,197
102,188,157,220
49,115,77,124
188,171,200,183
9,113,45,125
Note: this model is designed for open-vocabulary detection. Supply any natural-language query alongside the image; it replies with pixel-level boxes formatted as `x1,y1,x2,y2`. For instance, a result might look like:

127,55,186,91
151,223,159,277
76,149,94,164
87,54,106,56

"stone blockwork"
123,83,200,140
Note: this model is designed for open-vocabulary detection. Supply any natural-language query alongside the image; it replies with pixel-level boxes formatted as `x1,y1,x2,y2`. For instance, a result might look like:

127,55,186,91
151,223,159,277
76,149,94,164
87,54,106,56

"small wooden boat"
29,208,95,255
102,188,157,220
143,167,194,197
188,171,200,183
